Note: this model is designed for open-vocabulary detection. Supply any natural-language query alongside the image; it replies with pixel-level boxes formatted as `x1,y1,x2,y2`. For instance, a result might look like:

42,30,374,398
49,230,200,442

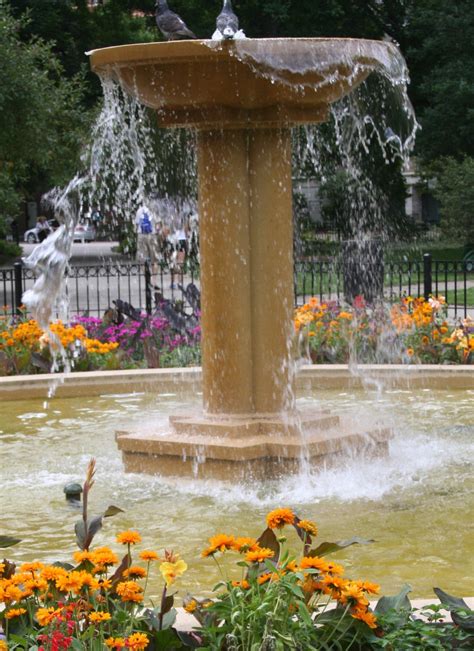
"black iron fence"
1,254,473,320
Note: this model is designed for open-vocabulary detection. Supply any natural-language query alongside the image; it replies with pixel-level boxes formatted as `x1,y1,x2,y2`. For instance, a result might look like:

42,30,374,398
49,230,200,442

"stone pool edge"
0,364,472,400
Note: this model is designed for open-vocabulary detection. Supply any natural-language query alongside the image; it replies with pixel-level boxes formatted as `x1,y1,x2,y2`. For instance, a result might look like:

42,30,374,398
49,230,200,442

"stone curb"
0,364,472,400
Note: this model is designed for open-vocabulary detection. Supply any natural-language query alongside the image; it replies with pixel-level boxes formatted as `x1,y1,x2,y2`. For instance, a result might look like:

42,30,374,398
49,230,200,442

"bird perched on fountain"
212,0,246,41
155,0,197,41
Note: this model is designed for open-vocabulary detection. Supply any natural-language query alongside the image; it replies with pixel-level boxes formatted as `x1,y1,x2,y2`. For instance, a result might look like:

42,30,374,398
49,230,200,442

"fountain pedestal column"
198,128,294,418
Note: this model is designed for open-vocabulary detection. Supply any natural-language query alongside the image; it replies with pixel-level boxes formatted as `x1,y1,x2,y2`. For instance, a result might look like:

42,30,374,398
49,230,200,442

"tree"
0,0,90,225
404,0,474,161
431,157,474,247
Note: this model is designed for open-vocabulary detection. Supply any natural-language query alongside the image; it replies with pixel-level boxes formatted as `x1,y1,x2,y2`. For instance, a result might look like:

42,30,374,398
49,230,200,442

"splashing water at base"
1,387,472,598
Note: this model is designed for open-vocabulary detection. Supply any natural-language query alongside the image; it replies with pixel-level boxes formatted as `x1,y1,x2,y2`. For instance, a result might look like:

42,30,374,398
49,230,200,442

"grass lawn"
444,287,474,307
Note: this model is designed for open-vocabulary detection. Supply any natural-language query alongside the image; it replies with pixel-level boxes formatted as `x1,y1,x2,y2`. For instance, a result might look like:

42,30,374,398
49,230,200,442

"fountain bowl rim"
88,37,399,72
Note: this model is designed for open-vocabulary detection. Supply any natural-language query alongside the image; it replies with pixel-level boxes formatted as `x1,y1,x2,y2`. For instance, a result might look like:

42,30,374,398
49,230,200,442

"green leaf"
161,608,177,629
375,583,412,628
152,625,181,646
0,535,21,548
309,537,374,556
103,505,124,518
433,587,474,632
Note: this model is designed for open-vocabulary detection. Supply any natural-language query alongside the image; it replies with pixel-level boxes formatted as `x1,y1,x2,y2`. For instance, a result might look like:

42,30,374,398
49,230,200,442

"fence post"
144,260,152,315
14,261,23,315
423,253,432,300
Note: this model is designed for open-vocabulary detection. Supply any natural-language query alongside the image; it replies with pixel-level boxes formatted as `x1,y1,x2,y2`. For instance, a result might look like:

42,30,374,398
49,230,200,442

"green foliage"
428,157,474,246
0,0,90,218
405,0,474,160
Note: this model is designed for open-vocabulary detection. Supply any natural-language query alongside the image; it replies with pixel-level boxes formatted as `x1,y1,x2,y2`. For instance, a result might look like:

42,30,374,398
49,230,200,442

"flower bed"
0,309,201,376
1,461,473,650
295,296,473,365
0,296,471,376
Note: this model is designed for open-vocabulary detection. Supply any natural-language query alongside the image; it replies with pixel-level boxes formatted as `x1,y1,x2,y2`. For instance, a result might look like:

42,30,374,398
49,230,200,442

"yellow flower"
139,550,159,562
0,562,4,575
0,641,7,651
159,559,187,586
184,599,198,613
125,632,149,650
116,530,142,545
5,607,27,619
266,507,295,529
245,547,275,563
298,519,318,537
20,562,44,574
89,611,112,623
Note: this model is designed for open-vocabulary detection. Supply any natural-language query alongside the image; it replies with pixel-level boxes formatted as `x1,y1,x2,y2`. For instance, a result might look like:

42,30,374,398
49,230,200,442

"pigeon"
212,0,246,41
155,0,197,41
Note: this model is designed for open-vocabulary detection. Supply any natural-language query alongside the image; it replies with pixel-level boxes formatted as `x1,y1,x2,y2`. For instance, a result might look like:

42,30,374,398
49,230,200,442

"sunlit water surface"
1,385,473,599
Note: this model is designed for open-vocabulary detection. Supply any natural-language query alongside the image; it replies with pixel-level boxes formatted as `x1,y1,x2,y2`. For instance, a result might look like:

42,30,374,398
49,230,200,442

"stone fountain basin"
88,38,400,128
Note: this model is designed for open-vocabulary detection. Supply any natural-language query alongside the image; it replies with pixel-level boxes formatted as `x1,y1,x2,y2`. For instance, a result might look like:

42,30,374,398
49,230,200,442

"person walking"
135,203,160,284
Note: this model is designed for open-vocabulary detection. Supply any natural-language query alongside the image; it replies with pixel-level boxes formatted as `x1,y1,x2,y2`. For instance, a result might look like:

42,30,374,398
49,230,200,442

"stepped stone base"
116,407,392,481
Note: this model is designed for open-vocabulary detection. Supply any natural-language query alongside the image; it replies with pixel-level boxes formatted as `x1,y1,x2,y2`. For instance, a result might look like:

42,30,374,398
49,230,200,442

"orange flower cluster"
199,508,380,633
0,317,118,356
0,533,168,647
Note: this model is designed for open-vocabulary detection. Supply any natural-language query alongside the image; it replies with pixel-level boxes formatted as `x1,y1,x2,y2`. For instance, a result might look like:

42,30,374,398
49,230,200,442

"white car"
23,219,59,243
73,222,96,242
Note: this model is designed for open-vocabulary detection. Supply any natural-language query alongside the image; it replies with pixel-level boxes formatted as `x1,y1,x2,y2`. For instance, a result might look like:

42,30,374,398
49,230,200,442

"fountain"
87,39,407,479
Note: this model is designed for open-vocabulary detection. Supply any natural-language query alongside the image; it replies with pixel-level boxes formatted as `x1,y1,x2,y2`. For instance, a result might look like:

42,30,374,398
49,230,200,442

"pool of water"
1,384,473,599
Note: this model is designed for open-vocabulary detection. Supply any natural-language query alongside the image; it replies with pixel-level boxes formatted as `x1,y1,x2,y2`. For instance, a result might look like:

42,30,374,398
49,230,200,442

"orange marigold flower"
0,562,4,575
123,566,147,579
116,530,142,545
232,536,259,553
298,520,318,537
266,508,295,529
89,611,112,623
91,547,119,567
105,638,126,649
356,580,380,595
300,556,329,573
55,571,84,594
139,550,159,562
257,573,272,585
73,550,95,564
0,642,7,651
116,580,144,603
5,607,27,619
324,560,344,575
36,607,61,627
125,632,149,650
245,547,275,563
201,533,235,557
351,607,378,629
406,347,415,357
20,562,44,574
232,580,250,590
41,566,67,582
